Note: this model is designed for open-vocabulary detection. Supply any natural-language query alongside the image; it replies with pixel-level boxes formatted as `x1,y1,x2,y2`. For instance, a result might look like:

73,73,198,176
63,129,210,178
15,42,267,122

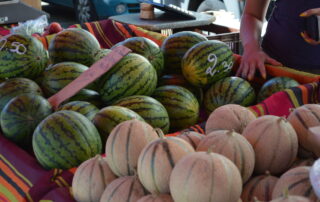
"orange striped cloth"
0,134,75,201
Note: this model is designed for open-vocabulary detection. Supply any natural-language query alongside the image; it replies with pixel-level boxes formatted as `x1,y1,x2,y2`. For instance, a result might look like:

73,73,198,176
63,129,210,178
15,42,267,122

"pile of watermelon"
0,27,309,201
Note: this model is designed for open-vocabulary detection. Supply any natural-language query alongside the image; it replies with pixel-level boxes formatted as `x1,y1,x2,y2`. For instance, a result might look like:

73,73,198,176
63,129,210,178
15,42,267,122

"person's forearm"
240,13,264,51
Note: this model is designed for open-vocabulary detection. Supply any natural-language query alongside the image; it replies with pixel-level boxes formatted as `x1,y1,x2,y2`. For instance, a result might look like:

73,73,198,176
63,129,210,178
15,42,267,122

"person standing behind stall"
236,0,320,80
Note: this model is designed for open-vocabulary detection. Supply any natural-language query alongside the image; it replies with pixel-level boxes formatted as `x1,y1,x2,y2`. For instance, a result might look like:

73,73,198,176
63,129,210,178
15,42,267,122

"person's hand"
236,46,282,80
300,8,320,45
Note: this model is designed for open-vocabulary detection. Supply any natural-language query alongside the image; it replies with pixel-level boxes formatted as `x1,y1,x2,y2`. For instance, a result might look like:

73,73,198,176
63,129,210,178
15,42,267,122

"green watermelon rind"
182,40,234,88
32,110,102,170
204,76,256,113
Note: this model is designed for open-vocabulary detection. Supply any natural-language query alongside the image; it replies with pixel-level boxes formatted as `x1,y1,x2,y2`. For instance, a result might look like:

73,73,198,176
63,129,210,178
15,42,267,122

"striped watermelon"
41,62,96,96
151,85,199,132
0,94,52,148
113,95,170,134
57,101,99,121
114,37,164,76
258,76,299,102
93,106,145,143
93,48,111,62
99,53,157,105
158,74,204,104
182,40,234,87
0,34,48,79
204,76,256,113
32,110,102,169
0,78,43,112
66,89,103,108
48,28,100,66
161,31,208,74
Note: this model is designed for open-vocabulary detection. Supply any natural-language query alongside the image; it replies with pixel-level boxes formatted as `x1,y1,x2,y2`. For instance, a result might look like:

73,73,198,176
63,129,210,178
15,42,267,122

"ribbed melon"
0,34,48,79
197,130,255,183
205,104,256,134
241,172,279,202
0,94,52,148
114,37,164,76
32,110,102,169
137,136,195,194
287,104,320,153
204,76,256,113
151,85,199,132
176,131,204,149
99,53,157,105
272,166,318,201
137,194,174,202
161,31,208,74
291,158,315,169
0,78,43,112
182,40,234,87
169,152,242,202
271,195,312,202
93,106,145,144
258,77,299,102
48,28,100,66
113,95,170,134
57,101,99,121
105,120,159,177
72,155,117,202
243,115,298,175
100,176,147,202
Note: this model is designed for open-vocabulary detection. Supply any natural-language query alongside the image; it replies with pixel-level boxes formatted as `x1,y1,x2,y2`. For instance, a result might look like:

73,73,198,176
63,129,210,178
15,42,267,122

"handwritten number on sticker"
206,53,218,76
0,38,6,52
0,39,27,55
10,42,27,55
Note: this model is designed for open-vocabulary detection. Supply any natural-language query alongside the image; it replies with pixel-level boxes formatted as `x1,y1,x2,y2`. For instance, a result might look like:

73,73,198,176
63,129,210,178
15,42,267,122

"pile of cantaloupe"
71,104,320,202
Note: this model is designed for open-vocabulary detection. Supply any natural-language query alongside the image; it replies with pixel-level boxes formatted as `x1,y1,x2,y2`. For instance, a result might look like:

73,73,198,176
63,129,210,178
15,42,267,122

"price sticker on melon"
48,45,132,109
205,53,233,76
0,38,27,55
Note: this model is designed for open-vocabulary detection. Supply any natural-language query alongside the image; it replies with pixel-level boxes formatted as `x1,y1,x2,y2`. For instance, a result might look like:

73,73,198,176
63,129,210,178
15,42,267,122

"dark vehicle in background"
42,0,141,23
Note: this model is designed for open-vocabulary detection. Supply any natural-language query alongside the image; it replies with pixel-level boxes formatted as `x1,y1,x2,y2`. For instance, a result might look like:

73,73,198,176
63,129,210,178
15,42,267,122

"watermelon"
93,106,145,143
0,34,48,79
66,89,103,108
257,77,299,102
57,101,99,121
161,31,208,74
114,37,164,76
99,53,157,105
113,95,170,134
32,110,102,170
0,94,52,148
93,48,111,63
204,76,256,113
158,74,204,104
41,62,96,96
0,78,43,112
48,28,100,66
151,85,199,132
182,40,234,88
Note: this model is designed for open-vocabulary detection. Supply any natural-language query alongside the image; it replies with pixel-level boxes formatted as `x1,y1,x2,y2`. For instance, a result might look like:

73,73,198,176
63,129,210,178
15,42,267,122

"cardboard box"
21,0,41,10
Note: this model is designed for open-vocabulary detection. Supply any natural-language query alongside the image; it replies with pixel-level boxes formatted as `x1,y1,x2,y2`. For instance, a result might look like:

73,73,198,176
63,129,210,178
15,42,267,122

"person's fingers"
241,62,250,79
256,61,267,80
300,31,320,45
236,62,244,77
265,57,282,66
247,63,257,81
300,8,320,17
